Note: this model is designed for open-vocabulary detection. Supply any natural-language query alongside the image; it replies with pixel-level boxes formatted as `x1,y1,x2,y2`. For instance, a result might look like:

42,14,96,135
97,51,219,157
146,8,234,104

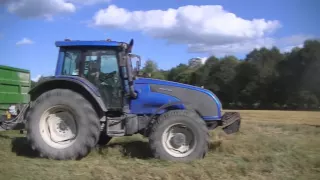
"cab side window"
100,54,118,74
99,52,120,87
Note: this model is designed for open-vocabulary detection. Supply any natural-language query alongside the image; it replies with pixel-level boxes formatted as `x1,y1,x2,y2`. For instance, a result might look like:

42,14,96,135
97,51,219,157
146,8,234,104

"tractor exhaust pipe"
126,55,137,98
123,39,137,98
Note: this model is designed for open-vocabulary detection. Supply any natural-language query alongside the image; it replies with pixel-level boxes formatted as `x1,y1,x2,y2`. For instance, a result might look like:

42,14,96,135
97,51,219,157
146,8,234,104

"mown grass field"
0,110,319,180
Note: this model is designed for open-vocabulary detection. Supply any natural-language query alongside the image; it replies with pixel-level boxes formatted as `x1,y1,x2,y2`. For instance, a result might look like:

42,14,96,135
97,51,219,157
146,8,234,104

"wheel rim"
39,105,78,149
161,123,196,158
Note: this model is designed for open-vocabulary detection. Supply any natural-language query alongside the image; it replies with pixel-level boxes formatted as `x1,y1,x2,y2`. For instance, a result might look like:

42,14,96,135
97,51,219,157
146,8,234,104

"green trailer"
0,65,31,130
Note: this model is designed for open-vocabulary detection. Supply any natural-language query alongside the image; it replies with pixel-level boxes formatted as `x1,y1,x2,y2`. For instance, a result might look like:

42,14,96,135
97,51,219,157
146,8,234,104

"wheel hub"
162,123,196,158
170,133,186,147
58,122,68,131
40,106,78,149
47,112,76,143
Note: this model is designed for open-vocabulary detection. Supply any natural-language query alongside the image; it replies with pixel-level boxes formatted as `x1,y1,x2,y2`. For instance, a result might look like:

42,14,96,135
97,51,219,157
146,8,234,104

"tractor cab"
54,39,140,110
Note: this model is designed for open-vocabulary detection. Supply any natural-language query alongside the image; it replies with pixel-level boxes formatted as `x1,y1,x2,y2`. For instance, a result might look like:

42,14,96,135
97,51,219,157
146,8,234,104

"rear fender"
29,76,107,113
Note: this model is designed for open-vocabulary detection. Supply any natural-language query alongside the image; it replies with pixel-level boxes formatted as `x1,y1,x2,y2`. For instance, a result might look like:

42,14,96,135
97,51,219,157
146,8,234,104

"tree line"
141,40,320,110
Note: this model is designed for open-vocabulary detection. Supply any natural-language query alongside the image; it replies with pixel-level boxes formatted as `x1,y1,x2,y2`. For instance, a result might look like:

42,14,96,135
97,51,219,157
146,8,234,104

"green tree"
205,56,239,104
141,59,168,79
232,61,260,108
189,56,219,87
245,47,285,107
167,64,189,82
142,59,158,74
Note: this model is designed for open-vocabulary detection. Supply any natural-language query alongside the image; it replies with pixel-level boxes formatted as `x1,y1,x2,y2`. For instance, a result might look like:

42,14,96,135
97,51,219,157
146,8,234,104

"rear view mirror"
129,53,141,77
136,59,141,70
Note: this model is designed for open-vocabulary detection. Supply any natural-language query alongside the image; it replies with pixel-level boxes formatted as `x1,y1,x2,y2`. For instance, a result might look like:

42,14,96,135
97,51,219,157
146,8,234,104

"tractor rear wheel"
148,110,209,161
26,89,100,160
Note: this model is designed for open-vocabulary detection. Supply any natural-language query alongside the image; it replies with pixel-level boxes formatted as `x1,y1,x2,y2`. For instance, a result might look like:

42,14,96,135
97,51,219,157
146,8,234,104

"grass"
0,110,320,180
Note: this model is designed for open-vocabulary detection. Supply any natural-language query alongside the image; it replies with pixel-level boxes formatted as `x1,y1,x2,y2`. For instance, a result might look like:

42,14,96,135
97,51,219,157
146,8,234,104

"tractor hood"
134,77,223,117
135,77,207,92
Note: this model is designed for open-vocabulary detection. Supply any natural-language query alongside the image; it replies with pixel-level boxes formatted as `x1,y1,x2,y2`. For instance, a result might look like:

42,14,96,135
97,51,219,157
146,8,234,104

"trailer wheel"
26,89,100,160
148,110,209,161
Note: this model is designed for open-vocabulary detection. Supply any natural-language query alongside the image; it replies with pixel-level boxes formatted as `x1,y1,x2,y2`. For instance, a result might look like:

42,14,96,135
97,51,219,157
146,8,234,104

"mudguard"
29,76,107,112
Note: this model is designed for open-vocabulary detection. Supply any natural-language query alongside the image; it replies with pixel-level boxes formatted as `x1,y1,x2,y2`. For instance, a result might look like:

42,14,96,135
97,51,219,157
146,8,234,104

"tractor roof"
55,39,127,47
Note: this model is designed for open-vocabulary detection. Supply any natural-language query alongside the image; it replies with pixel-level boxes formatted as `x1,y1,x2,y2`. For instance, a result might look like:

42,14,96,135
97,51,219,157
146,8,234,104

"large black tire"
26,89,100,160
148,110,209,161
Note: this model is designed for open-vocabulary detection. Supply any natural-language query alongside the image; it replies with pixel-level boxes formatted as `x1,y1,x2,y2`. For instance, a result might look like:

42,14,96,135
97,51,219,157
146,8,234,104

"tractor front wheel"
148,110,209,161
26,89,100,160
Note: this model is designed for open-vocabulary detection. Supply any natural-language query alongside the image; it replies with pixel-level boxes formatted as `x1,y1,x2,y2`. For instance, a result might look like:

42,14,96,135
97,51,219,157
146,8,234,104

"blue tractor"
26,39,241,161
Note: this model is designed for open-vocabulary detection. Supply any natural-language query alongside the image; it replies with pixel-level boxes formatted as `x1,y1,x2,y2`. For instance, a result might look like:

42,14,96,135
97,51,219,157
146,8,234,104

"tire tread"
26,88,100,160
148,110,209,161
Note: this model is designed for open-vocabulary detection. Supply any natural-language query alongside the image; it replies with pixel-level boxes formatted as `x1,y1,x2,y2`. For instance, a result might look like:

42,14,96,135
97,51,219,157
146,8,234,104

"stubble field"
0,110,319,180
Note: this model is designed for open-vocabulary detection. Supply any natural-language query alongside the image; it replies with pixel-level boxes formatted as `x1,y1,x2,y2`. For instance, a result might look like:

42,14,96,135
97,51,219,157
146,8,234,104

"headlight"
8,105,18,116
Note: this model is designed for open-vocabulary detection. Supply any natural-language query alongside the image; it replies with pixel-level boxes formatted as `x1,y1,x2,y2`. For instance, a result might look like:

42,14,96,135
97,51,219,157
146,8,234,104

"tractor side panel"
130,84,184,115
149,84,221,120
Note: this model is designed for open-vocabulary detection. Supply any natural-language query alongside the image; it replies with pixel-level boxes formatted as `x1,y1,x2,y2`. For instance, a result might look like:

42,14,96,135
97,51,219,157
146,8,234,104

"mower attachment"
221,112,241,134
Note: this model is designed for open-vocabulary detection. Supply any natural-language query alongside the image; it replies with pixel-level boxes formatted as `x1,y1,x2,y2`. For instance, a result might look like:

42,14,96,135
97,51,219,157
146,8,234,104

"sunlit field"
0,110,319,180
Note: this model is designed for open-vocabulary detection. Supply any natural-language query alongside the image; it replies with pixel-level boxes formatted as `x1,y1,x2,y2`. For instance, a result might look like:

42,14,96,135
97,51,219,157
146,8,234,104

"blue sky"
0,0,319,81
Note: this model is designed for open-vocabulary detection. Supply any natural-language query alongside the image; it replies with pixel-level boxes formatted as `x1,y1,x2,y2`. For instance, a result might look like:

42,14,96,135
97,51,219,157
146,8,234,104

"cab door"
83,49,123,110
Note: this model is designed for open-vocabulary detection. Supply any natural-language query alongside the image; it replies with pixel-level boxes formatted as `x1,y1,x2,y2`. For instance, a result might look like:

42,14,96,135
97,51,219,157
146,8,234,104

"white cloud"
68,0,111,5
92,5,281,54
31,68,55,81
189,35,314,56
277,34,315,53
282,44,303,53
188,37,276,56
200,57,208,64
32,75,42,82
16,38,34,45
91,5,317,56
1,0,111,19
3,0,75,19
